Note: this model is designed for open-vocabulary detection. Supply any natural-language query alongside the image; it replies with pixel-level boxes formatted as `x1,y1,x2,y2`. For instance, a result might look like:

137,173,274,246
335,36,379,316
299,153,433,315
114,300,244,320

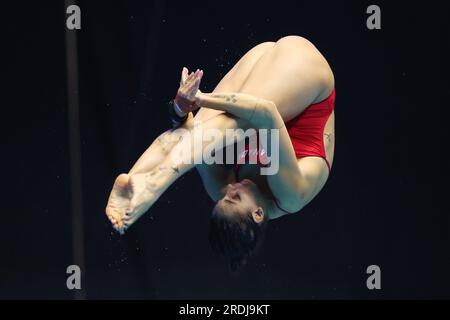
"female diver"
105,35,335,270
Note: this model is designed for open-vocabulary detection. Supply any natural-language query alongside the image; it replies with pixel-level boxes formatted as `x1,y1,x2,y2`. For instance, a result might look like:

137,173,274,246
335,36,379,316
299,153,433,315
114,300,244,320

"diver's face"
218,179,261,219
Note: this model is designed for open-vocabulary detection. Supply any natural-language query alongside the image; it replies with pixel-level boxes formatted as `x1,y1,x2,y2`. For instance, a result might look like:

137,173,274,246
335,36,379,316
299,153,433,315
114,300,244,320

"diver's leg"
106,128,180,229
106,112,194,230
128,114,194,175
195,41,275,123
115,113,248,233
238,36,334,120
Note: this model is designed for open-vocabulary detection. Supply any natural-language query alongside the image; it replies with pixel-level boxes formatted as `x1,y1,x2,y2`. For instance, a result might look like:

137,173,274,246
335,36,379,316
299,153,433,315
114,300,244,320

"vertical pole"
65,0,86,300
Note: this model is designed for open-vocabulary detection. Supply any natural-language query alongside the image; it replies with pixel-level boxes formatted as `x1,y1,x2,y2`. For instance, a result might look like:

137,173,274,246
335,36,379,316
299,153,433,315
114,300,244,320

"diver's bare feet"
105,173,132,233
119,173,161,234
105,173,159,234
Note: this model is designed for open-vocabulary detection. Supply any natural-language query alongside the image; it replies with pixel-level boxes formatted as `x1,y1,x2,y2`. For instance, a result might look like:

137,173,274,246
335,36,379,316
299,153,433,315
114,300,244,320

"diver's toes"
124,216,134,226
107,212,116,221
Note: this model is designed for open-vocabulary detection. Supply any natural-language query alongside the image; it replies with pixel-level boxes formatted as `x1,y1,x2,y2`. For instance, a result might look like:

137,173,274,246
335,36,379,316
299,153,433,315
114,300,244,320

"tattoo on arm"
211,93,238,104
324,133,332,142
171,166,179,174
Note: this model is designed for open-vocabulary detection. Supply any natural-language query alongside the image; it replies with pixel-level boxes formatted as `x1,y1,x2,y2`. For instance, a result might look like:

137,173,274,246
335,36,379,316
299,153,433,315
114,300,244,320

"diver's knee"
276,35,312,47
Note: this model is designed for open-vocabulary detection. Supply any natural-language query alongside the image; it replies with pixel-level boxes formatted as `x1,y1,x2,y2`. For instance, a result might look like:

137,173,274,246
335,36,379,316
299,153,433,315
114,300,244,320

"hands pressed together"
174,67,204,113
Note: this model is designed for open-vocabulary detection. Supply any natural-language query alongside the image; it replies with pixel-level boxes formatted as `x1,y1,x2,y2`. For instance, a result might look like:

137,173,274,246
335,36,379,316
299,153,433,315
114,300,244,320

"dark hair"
209,204,268,272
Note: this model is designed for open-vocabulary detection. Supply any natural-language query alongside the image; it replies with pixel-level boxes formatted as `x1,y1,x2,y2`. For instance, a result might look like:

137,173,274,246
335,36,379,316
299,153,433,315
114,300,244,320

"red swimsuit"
285,88,335,171
235,88,336,171
234,89,336,213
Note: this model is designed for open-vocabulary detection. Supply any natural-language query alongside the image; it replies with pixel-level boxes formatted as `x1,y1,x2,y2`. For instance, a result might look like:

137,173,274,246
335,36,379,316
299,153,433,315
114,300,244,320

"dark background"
1,0,449,299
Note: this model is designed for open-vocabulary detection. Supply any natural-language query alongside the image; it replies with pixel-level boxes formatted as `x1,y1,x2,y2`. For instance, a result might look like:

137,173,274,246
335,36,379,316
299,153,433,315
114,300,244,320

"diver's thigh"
238,37,327,120
196,41,276,122
212,41,276,93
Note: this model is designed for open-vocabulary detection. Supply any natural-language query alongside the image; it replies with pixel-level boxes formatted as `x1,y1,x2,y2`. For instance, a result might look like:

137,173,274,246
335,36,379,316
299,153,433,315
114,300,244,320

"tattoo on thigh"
157,136,169,147
158,134,183,153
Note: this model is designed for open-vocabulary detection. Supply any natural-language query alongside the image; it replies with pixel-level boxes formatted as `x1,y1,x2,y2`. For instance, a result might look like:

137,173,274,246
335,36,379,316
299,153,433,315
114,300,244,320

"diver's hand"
175,67,203,113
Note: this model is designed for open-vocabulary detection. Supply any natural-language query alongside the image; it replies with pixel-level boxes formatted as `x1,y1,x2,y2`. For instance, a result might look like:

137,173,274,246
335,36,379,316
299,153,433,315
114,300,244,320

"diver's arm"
195,91,278,128
254,104,320,214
